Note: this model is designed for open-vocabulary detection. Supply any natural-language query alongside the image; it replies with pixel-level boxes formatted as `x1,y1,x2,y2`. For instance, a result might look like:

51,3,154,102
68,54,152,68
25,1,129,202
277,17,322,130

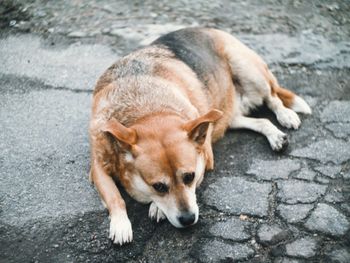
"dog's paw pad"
109,212,133,245
149,202,166,222
268,131,289,152
277,108,301,129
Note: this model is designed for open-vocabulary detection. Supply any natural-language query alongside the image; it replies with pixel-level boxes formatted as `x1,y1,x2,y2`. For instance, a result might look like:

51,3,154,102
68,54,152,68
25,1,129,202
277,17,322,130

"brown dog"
89,28,311,245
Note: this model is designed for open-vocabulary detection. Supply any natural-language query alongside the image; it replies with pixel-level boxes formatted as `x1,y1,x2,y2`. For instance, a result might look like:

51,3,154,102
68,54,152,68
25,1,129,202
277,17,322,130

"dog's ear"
101,119,137,146
183,109,223,144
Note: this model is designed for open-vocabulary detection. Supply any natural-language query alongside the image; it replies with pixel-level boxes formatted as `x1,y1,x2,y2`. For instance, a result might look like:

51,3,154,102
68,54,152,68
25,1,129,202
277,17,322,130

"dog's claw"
268,131,289,152
274,134,289,152
149,202,166,222
279,135,289,152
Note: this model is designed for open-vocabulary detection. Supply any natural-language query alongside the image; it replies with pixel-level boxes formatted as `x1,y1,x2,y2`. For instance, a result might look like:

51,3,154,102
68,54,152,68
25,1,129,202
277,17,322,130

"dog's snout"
178,212,196,227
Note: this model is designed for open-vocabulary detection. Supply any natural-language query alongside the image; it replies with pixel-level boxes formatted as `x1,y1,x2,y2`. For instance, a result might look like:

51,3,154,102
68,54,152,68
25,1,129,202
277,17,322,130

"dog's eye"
183,172,195,185
152,183,168,193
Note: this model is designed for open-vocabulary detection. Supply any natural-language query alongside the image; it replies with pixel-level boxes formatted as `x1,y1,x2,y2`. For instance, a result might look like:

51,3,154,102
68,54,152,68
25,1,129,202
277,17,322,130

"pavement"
0,0,349,262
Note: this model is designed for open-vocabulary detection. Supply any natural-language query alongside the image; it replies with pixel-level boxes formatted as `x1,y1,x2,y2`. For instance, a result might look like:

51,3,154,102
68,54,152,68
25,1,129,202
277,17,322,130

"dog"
89,28,311,245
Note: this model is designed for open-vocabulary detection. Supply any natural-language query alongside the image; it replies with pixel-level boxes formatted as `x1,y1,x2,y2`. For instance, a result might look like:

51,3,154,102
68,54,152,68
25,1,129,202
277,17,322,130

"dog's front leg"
92,160,133,245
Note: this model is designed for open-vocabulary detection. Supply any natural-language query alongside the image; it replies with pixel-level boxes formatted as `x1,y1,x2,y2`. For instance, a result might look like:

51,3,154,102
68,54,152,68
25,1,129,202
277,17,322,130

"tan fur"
263,65,296,108
275,86,296,108
89,28,311,245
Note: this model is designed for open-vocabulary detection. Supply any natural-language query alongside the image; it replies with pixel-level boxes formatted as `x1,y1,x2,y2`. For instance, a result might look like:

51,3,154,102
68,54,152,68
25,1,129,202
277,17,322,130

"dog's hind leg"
264,69,311,129
230,115,288,152
222,43,289,151
212,28,311,119
212,29,311,149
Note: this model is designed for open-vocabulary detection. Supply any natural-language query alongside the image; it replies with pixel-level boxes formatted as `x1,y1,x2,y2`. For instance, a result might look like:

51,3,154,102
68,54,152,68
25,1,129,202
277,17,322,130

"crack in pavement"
1,1,350,261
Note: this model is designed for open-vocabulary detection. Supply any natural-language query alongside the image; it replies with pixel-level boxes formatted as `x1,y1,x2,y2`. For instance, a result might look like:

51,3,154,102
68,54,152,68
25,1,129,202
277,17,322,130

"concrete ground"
0,0,349,262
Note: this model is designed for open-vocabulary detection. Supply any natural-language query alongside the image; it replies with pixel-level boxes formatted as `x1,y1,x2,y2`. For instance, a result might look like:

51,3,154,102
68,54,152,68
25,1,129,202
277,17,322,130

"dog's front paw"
267,130,289,152
277,108,301,129
149,202,166,222
109,211,133,245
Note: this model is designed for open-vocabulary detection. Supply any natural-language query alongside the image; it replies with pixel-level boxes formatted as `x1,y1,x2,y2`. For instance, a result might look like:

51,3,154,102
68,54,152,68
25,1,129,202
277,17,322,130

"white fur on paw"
267,130,289,152
277,108,301,129
149,202,166,222
109,211,133,245
291,96,312,115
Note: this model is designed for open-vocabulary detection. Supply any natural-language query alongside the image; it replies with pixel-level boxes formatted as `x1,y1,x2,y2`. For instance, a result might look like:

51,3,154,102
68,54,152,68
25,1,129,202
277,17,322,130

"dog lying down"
89,28,311,245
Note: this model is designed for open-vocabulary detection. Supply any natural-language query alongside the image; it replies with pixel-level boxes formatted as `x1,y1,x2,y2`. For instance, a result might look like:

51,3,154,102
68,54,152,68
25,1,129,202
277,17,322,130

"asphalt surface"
0,1,349,262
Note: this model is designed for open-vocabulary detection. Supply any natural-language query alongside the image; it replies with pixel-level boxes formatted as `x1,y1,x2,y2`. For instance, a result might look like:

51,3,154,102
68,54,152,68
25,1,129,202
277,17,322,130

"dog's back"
152,28,221,87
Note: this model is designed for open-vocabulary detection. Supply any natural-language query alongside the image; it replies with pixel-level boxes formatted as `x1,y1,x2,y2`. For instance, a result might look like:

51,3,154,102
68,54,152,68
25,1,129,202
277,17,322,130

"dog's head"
102,110,222,228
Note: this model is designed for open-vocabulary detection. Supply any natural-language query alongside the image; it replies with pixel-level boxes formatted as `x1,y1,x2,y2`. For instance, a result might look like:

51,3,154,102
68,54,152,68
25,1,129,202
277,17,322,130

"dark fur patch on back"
93,58,152,95
152,28,219,87
109,59,150,79
93,59,150,95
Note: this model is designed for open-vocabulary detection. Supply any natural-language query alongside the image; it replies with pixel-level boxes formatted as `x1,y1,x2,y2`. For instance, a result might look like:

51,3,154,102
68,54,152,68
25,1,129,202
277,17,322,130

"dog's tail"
267,70,312,114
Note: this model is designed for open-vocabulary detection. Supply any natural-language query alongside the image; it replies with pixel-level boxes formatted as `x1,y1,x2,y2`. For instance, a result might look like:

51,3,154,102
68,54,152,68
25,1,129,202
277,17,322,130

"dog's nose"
178,212,196,227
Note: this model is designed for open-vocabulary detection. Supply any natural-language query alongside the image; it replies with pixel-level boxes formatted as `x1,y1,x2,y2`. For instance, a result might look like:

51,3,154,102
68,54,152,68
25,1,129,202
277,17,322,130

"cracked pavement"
0,0,349,262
